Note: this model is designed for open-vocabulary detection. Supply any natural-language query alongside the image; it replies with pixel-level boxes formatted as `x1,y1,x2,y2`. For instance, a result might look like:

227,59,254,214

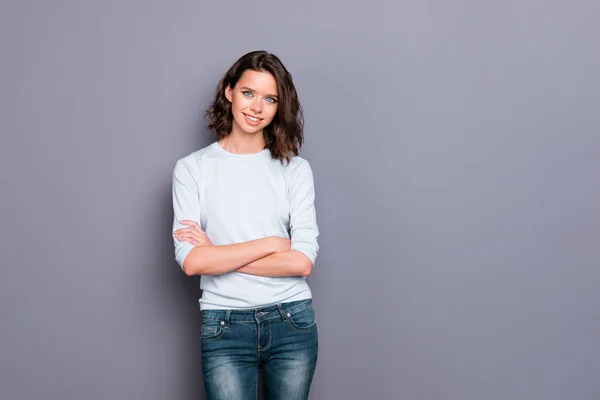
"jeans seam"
200,327,225,342
257,320,273,351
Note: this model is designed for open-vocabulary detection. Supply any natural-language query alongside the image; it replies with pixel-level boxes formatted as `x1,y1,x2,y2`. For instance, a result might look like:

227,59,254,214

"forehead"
237,70,278,94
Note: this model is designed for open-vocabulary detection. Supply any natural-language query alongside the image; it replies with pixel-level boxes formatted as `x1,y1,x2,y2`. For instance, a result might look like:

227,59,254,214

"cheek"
231,95,250,111
265,106,278,122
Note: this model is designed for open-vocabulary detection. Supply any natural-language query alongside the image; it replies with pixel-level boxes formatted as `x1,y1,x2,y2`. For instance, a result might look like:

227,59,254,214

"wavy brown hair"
205,50,304,164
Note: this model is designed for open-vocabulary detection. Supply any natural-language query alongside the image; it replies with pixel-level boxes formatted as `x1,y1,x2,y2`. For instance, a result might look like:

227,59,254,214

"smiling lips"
243,112,263,126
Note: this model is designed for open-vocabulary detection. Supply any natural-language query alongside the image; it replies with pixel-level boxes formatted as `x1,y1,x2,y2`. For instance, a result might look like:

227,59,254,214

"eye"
265,97,278,103
242,91,253,97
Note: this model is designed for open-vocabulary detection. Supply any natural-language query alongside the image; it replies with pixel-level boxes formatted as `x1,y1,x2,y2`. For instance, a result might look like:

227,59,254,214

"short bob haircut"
205,50,304,165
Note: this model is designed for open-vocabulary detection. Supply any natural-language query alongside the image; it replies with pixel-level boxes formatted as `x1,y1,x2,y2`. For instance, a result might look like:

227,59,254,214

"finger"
179,237,198,246
178,236,205,247
178,229,204,237
175,227,203,236
185,232,211,245
176,231,195,239
177,232,205,242
179,220,201,228
174,227,194,234
176,232,197,243
178,225,204,234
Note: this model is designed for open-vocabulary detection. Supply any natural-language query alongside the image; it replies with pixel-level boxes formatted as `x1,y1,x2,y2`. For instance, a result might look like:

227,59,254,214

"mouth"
243,112,264,124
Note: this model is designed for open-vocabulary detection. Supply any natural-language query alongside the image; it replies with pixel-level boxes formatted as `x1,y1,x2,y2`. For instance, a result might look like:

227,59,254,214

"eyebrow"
240,86,279,98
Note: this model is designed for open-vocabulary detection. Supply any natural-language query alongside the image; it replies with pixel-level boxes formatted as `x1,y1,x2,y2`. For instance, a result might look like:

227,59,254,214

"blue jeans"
200,299,319,400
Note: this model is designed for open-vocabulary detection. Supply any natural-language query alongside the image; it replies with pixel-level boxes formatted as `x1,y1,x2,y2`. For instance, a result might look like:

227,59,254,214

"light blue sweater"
172,141,319,310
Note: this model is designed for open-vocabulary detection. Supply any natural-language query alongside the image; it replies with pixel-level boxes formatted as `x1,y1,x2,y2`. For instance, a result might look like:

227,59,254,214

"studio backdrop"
1,1,599,399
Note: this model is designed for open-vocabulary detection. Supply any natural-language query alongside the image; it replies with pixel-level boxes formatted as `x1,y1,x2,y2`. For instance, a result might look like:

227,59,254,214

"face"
225,69,279,136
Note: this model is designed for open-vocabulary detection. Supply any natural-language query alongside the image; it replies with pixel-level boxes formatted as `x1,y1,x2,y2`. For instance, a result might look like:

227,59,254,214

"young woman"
171,50,319,400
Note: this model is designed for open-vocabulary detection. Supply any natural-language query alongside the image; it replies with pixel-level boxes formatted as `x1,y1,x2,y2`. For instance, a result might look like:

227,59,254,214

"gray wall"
1,1,599,399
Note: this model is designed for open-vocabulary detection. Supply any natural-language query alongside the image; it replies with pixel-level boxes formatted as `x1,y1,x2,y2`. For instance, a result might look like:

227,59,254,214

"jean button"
220,321,225,326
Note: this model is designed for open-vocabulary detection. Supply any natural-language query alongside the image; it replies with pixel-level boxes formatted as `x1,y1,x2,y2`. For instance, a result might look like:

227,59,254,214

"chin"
240,125,264,135
235,117,269,135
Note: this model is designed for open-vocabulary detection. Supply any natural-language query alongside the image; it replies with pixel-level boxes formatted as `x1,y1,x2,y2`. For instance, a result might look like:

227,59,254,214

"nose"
250,97,262,113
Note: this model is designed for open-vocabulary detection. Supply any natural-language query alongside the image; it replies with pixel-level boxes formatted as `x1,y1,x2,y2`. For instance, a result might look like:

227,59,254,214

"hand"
174,220,213,247
270,236,291,253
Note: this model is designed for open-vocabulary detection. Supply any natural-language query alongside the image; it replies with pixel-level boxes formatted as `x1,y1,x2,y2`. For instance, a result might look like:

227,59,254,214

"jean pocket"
288,305,317,331
200,321,224,341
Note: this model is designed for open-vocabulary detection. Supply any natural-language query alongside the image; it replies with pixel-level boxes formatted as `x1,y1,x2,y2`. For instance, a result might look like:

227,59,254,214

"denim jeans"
200,299,319,400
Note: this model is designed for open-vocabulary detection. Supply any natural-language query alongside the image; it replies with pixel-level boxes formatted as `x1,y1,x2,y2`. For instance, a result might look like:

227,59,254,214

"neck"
219,130,266,155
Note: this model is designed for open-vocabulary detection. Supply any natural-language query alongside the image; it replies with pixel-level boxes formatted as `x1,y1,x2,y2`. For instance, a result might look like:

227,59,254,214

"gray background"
1,1,599,399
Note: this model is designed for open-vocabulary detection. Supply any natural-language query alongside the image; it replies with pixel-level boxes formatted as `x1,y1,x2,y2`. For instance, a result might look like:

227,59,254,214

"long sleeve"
170,142,318,309
172,158,201,269
287,159,320,266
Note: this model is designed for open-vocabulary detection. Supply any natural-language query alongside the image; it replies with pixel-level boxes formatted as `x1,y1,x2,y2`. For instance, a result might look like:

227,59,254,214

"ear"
225,84,233,102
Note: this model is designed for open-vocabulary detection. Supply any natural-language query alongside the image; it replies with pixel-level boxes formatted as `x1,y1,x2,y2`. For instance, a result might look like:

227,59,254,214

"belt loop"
276,304,289,321
224,310,231,327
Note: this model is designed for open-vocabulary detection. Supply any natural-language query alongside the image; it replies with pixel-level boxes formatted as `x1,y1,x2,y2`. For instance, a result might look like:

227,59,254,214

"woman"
171,50,319,400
